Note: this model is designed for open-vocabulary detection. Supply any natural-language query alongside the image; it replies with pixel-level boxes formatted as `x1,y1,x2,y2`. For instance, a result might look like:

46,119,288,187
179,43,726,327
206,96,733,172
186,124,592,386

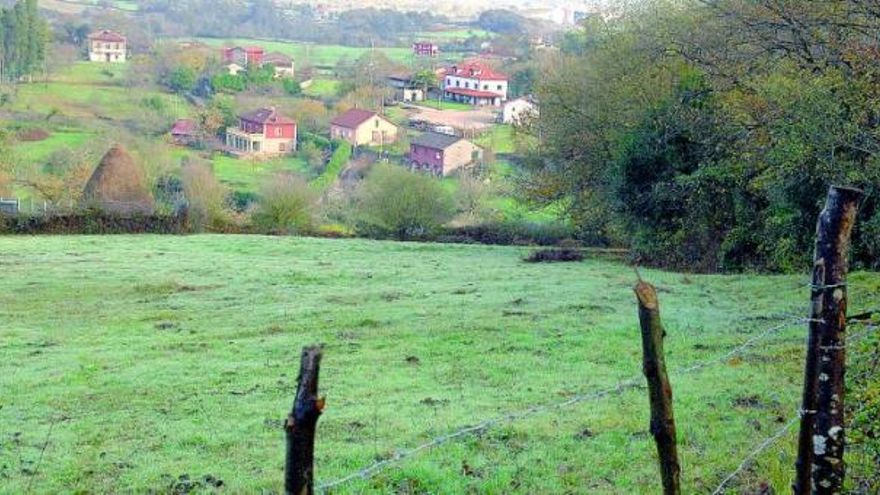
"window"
483,85,489,90
375,119,380,128
279,143,286,152
275,127,283,137
455,80,460,87
497,85,503,90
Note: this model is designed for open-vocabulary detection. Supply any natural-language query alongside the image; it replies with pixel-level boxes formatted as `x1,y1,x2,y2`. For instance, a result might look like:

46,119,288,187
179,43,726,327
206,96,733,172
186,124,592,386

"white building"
88,30,127,63
442,61,509,107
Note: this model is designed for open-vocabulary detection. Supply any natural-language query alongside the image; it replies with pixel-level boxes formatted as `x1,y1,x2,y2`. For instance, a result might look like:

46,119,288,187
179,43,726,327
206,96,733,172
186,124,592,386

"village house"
387,73,425,103
409,132,483,176
170,119,197,146
88,30,127,63
441,61,508,107
225,107,297,158
412,41,440,57
221,46,265,66
330,109,398,147
502,97,538,125
263,52,295,78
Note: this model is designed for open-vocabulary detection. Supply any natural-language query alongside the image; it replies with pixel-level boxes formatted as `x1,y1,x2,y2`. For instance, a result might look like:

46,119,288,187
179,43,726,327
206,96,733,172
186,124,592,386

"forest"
528,0,880,272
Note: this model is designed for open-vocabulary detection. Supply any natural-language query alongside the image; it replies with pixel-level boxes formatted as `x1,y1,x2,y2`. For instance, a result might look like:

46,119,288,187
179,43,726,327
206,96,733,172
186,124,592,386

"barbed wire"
708,323,879,494
316,316,810,492
710,416,799,495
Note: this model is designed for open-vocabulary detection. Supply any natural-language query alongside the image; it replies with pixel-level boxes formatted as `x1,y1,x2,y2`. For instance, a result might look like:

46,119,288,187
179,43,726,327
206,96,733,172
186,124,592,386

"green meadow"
1,235,877,493
188,38,415,67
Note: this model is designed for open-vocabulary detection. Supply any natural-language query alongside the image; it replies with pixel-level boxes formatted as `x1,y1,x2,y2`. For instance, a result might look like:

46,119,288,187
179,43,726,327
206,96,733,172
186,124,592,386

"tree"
411,69,437,99
252,173,317,234
355,163,454,239
167,66,197,93
181,159,229,231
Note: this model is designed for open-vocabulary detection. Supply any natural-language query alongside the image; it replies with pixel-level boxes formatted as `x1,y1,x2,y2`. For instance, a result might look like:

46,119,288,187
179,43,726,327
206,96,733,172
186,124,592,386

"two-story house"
331,109,398,147
441,61,508,107
409,132,483,176
413,41,439,57
221,46,265,67
88,30,127,63
225,107,297,158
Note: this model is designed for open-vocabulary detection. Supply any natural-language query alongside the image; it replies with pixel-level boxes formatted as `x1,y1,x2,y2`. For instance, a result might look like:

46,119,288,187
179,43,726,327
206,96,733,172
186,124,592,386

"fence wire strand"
316,316,810,492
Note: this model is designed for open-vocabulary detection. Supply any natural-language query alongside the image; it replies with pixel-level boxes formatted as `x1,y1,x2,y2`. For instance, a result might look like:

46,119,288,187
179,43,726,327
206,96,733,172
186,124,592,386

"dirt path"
405,105,497,131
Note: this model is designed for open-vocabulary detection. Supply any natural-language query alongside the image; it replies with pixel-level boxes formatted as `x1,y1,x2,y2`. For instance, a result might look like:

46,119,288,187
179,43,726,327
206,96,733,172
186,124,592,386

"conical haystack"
82,145,154,214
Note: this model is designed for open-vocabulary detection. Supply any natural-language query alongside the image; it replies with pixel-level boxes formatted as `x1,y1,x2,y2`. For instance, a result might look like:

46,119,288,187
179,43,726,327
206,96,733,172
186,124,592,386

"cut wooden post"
794,185,863,495
635,280,681,495
285,345,324,495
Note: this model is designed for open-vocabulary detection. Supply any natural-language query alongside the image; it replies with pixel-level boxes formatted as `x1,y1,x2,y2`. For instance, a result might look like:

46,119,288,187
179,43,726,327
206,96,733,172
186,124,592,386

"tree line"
0,0,48,82
527,0,880,272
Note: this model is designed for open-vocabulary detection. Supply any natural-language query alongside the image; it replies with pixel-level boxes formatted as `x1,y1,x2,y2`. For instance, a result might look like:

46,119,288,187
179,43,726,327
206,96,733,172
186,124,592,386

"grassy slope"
1,235,877,493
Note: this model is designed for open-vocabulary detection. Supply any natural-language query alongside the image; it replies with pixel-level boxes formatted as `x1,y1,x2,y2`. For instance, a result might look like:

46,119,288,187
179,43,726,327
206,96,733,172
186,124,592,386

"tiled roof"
411,132,463,150
239,107,295,125
445,87,500,99
170,119,197,135
331,108,379,129
263,52,293,66
88,30,126,42
442,61,507,81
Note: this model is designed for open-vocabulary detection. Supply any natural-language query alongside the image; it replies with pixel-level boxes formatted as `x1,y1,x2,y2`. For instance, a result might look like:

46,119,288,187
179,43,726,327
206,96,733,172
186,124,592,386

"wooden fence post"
635,279,681,495
794,186,863,495
285,345,325,495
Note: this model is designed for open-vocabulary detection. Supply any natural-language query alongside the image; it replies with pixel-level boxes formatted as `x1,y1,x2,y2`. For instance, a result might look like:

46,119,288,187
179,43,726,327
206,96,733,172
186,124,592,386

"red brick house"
225,107,297,157
413,41,439,57
441,61,509,106
409,132,483,176
221,46,265,66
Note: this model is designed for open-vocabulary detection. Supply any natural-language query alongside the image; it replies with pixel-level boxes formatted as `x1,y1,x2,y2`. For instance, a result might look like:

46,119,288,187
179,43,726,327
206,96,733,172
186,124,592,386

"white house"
88,30,127,63
442,61,509,107
502,97,538,125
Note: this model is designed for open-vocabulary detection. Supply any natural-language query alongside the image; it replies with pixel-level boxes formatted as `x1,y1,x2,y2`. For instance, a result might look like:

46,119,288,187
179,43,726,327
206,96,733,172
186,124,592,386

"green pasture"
186,38,414,67
1,235,877,493
302,79,341,98
209,154,310,193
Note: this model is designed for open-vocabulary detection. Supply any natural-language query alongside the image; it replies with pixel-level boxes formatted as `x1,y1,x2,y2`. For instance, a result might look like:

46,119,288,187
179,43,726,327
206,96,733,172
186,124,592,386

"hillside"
1,235,877,492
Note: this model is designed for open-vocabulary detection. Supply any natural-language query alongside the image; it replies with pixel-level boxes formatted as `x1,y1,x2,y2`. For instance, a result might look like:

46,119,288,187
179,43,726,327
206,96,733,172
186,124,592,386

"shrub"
252,173,317,234
441,220,576,246
523,248,584,263
282,78,302,96
355,164,455,240
181,160,229,231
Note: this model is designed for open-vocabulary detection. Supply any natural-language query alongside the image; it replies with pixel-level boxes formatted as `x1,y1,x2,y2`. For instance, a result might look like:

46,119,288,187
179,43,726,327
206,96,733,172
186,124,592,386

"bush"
282,78,302,96
441,220,576,246
523,247,584,263
181,160,229,231
252,173,317,234
355,164,455,240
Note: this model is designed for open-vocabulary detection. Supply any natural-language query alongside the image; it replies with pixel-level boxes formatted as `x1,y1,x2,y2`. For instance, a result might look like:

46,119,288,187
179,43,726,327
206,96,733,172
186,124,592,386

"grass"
418,99,478,112
12,129,95,163
477,125,516,154
413,29,494,41
302,78,340,98
209,155,310,192
1,235,877,493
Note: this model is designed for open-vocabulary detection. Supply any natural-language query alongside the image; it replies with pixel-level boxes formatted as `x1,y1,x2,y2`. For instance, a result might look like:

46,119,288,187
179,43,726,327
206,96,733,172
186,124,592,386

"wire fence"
315,315,818,492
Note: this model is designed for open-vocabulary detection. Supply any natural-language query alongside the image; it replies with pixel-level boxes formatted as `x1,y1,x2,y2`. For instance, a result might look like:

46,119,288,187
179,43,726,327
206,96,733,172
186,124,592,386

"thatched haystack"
82,145,154,214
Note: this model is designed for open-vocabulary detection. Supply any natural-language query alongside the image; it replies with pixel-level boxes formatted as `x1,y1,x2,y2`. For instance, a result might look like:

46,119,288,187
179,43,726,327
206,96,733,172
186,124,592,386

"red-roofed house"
170,119,197,145
88,30,127,63
225,107,297,157
330,109,398,147
221,46,265,67
413,41,439,57
441,61,508,106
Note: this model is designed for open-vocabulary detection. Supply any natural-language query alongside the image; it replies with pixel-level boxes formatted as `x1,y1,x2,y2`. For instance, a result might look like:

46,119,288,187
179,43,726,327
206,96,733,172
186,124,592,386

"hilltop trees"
526,0,880,271
0,0,49,82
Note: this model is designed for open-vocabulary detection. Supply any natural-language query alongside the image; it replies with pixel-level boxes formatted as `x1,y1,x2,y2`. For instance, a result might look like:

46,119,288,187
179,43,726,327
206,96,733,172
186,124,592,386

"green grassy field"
302,78,341,98
11,129,95,163
209,154,310,192
413,29,494,41
1,235,877,493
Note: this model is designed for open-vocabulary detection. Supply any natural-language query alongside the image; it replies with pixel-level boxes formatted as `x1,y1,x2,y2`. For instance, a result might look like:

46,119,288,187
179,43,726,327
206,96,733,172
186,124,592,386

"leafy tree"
252,173,317,234
282,78,302,96
355,164,454,239
167,66,197,94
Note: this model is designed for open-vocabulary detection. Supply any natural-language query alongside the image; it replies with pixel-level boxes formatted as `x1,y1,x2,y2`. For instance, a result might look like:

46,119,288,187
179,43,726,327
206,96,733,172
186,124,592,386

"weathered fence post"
794,186,863,495
285,345,325,495
635,279,681,495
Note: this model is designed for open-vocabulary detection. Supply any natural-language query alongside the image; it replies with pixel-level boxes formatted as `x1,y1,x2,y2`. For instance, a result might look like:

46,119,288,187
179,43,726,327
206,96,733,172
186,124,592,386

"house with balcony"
88,30,127,63
225,107,297,158
441,61,508,106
